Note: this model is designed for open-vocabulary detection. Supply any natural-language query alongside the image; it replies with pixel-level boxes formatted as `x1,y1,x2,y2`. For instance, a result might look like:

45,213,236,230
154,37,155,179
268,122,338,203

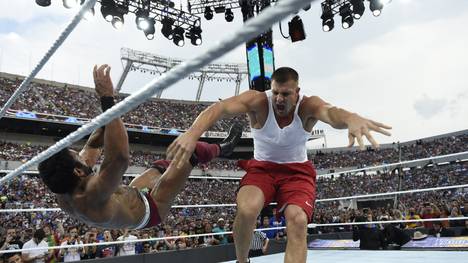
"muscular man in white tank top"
168,67,392,263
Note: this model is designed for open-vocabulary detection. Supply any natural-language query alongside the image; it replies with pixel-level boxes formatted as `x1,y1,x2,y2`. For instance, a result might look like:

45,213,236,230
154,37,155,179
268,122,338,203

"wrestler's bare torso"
56,181,145,229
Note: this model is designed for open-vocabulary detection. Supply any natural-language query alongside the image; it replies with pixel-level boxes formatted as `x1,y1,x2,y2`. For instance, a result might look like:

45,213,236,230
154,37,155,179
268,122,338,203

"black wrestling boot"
218,123,243,157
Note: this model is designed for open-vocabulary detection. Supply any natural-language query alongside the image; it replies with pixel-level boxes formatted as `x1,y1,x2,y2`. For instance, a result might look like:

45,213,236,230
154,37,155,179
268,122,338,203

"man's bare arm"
187,90,259,138
306,96,392,150
79,127,104,167
167,90,260,168
88,65,129,200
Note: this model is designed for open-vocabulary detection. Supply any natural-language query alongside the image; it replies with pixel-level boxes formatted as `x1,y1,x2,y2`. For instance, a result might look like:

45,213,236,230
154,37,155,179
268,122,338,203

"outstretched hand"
166,132,198,169
346,113,392,150
93,64,114,97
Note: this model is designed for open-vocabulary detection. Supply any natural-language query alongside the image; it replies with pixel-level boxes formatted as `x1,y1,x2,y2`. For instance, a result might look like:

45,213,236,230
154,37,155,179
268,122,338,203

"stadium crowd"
0,142,240,172
0,76,250,132
1,156,467,260
312,133,468,170
1,74,468,261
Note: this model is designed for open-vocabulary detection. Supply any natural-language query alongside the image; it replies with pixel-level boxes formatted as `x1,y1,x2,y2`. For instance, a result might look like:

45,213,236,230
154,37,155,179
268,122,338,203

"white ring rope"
1,217,467,254
308,216,468,228
0,0,318,185
2,148,467,181
0,170,243,180
320,150,468,177
315,183,468,202
2,182,466,213
0,0,97,119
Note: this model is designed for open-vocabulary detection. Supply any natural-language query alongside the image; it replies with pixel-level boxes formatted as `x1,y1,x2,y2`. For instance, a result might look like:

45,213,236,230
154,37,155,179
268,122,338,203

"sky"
0,0,467,148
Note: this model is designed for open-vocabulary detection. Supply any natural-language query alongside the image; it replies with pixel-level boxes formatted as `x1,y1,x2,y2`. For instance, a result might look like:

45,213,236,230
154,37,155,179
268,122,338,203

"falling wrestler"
37,64,242,230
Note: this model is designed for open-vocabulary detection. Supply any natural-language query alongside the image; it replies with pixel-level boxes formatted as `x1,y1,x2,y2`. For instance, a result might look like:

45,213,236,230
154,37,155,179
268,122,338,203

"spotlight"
143,18,156,40
63,0,79,9
288,16,306,42
339,3,354,29
161,17,174,40
369,0,384,17
112,14,124,29
110,3,128,29
204,7,213,20
350,0,365,19
302,4,311,11
321,4,334,32
135,9,150,30
35,0,51,7
225,8,234,22
187,26,202,46
172,26,185,47
101,0,117,22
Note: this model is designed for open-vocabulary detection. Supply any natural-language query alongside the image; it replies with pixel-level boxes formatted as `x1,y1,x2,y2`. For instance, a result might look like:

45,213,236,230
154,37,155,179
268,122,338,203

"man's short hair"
38,148,79,194
271,67,299,83
33,229,46,241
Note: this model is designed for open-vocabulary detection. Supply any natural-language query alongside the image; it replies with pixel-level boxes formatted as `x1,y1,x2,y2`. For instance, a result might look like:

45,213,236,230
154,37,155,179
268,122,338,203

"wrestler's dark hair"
38,148,80,194
271,67,299,83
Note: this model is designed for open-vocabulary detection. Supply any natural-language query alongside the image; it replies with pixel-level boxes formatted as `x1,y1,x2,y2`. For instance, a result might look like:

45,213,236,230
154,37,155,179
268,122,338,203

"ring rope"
308,216,468,228
2,149,467,181
0,0,318,185
0,170,243,181
321,150,468,177
1,216,467,254
2,182,466,213
0,0,97,119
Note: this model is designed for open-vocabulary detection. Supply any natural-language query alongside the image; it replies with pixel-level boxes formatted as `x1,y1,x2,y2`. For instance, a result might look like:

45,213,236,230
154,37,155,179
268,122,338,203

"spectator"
141,242,153,254
448,207,465,227
201,223,219,247
81,232,97,260
4,252,23,263
352,211,386,250
420,203,440,230
460,220,468,236
0,229,23,253
405,208,422,229
96,231,117,258
429,222,455,237
212,218,228,245
42,224,61,262
259,216,276,239
116,230,137,256
59,227,83,262
21,229,49,263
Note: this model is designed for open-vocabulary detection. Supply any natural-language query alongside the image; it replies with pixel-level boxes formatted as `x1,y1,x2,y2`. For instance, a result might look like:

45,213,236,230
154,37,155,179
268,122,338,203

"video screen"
263,45,274,80
247,43,261,82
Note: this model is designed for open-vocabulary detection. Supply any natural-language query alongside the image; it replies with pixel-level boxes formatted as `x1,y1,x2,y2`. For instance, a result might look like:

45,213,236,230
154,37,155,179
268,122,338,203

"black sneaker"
218,123,243,157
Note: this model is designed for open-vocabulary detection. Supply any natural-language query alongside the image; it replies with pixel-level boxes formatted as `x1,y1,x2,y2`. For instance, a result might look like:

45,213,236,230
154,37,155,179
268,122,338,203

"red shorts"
134,191,161,229
238,159,317,222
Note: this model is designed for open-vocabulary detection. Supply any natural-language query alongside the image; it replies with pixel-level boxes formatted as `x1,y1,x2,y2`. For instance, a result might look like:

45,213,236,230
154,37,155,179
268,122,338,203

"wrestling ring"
0,0,467,262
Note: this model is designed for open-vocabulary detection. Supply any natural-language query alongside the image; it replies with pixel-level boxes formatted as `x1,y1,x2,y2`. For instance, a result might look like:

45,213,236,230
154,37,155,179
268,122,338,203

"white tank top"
251,90,310,163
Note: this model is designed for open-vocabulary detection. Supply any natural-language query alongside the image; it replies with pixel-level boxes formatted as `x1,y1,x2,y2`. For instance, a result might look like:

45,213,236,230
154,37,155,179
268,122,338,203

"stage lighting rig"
339,3,353,29
34,0,202,47
320,0,391,32
288,16,306,42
